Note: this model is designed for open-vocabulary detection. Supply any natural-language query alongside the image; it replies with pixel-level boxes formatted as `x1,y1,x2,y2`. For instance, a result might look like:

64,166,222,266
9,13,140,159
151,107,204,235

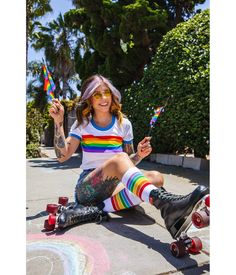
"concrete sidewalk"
26,147,210,275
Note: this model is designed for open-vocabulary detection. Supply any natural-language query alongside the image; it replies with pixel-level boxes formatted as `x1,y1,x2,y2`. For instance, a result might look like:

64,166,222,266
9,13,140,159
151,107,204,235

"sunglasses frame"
92,89,112,100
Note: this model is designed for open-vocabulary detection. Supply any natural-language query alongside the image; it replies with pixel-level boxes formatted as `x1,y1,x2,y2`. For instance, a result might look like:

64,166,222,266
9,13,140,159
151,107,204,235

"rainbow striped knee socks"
103,167,157,212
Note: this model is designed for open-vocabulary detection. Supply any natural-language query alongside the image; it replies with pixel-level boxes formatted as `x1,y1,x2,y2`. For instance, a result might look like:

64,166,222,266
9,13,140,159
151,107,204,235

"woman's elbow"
56,153,69,163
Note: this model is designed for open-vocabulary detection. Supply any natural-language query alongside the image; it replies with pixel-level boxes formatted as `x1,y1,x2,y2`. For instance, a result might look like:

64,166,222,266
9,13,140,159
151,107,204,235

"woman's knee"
144,170,164,187
109,152,131,166
114,152,129,160
103,152,134,177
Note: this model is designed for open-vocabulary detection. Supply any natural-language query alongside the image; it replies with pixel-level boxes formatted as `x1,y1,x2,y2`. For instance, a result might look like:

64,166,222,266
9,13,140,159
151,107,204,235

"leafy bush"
61,97,79,113
26,102,48,158
26,143,41,158
122,10,209,158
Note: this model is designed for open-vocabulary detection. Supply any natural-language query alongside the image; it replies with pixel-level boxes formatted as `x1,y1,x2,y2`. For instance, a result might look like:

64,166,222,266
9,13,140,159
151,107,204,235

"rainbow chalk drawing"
27,234,110,275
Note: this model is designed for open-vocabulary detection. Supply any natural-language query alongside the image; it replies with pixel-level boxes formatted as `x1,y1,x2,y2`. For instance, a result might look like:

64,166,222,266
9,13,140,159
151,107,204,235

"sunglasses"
92,89,112,100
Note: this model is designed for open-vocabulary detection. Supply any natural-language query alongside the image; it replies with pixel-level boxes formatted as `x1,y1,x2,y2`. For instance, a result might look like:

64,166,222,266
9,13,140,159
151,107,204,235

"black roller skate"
169,193,210,258
44,197,108,231
149,185,209,239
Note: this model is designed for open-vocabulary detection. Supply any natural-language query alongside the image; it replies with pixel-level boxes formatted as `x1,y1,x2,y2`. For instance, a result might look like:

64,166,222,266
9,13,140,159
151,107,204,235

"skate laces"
157,189,190,202
69,206,103,224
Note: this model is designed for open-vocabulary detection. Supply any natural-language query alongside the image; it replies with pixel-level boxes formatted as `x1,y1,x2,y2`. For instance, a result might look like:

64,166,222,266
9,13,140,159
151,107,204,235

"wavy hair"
76,75,126,127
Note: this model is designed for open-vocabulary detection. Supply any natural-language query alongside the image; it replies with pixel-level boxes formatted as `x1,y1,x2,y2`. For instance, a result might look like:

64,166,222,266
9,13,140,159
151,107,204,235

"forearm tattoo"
123,143,142,166
54,122,65,158
129,153,142,165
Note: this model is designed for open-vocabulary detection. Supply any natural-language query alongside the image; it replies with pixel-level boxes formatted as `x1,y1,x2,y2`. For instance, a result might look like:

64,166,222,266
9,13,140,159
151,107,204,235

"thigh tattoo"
76,168,120,205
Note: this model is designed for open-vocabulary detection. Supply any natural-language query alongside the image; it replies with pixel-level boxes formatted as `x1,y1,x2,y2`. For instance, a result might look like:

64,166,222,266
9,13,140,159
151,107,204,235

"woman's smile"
99,102,109,107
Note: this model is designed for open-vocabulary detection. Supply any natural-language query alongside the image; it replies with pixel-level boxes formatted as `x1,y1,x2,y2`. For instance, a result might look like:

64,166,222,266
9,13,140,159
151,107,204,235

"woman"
49,74,208,239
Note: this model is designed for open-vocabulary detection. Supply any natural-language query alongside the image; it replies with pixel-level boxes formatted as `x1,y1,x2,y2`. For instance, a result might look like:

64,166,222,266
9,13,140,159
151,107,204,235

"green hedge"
26,143,41,158
122,10,209,158
26,101,54,158
26,103,46,158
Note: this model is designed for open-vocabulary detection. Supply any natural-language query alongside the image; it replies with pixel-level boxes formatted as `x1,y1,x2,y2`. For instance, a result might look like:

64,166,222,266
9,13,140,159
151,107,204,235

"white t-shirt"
69,115,133,170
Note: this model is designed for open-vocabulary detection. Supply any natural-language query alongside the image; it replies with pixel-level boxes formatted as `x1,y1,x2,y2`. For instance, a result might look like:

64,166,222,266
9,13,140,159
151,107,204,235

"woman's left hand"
137,137,152,159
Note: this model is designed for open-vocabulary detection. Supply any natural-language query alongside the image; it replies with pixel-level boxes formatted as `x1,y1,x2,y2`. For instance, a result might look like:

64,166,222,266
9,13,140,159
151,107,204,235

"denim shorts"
74,168,120,206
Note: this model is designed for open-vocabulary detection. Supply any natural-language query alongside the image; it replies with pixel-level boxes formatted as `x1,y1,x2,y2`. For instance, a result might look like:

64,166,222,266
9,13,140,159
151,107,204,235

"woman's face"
90,83,112,114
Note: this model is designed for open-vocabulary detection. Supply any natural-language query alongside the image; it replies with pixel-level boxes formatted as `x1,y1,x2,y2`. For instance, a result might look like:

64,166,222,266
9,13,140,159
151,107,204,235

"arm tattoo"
54,122,65,158
129,153,142,165
123,143,142,166
129,153,142,166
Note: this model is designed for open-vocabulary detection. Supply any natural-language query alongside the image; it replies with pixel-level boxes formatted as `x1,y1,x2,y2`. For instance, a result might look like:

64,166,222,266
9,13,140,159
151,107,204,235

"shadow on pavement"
182,263,210,275
138,160,209,188
102,220,202,274
26,210,48,221
28,156,209,188
27,155,82,170
41,208,156,236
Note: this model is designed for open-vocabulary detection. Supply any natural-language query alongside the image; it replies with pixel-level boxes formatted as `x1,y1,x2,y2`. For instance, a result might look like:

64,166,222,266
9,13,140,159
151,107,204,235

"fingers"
139,137,152,153
140,136,152,145
52,99,63,110
49,100,64,122
140,143,152,152
49,99,62,114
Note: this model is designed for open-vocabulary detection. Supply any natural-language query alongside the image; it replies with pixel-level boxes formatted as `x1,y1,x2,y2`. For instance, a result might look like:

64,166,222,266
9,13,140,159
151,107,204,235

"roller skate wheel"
205,195,210,208
188,237,202,254
170,241,186,258
44,219,55,231
48,214,56,225
46,203,59,214
192,210,209,228
58,196,69,206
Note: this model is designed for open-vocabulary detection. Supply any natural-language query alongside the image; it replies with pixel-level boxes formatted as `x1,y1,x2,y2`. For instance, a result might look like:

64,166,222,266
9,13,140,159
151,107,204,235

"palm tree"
31,13,78,99
27,61,48,110
26,0,52,64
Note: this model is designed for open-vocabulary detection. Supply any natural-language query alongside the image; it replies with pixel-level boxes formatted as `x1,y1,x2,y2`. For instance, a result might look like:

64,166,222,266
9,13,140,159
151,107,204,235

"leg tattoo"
76,168,120,205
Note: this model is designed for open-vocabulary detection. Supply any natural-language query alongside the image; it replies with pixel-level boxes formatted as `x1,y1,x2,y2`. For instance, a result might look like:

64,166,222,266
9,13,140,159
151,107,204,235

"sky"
28,0,210,62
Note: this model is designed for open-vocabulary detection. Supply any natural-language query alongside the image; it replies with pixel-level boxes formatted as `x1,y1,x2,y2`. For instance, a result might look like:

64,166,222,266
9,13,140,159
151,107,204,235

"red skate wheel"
48,214,56,225
58,196,69,206
170,241,186,258
44,219,55,231
46,204,59,214
188,237,202,254
192,210,209,228
205,195,210,208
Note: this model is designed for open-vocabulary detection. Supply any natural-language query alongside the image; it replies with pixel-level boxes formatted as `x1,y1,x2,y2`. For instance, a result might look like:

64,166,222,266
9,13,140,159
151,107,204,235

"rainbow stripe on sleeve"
81,135,123,153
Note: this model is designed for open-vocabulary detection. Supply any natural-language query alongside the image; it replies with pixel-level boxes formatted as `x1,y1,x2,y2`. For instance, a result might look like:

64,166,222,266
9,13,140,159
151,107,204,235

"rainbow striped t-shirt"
69,115,133,169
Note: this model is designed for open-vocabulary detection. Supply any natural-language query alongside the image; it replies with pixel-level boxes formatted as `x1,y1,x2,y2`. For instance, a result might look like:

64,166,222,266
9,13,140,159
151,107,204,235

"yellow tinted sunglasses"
92,89,111,100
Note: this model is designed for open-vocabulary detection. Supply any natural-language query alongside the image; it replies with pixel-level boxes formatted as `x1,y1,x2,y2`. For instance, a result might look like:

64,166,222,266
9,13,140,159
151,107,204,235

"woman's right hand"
49,99,64,125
